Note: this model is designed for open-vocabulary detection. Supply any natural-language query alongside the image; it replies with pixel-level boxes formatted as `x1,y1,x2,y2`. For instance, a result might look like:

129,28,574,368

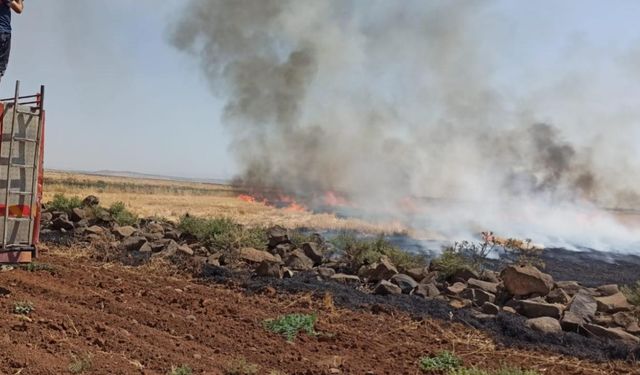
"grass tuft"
13,301,35,315
167,365,192,375
48,193,83,213
178,215,267,250
263,313,317,341
331,232,427,270
68,353,92,374
621,280,640,306
109,201,139,226
431,248,477,281
419,351,462,373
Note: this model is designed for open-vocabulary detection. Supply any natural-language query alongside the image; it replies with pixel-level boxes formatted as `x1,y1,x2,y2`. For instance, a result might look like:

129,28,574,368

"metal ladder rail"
1,82,43,248
2,81,21,248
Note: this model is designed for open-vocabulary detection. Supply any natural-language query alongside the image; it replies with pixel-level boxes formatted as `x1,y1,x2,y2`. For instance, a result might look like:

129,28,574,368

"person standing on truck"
0,0,23,84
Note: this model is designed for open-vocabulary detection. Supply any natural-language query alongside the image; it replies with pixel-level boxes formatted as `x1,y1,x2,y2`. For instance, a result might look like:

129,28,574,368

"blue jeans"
0,32,11,82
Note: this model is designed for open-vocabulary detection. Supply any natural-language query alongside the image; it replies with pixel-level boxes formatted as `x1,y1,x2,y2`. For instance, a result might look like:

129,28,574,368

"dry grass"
43,171,407,233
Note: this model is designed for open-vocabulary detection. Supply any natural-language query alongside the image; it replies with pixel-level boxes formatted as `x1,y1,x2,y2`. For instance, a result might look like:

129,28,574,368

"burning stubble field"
6,170,639,374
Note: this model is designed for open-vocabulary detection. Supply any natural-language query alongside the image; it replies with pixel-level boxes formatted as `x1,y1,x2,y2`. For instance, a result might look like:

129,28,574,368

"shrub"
224,357,259,375
501,239,545,269
13,301,35,315
109,201,139,226
178,215,267,250
419,351,462,373
330,232,427,270
168,365,192,375
621,280,640,306
263,313,317,341
431,247,476,281
48,194,82,213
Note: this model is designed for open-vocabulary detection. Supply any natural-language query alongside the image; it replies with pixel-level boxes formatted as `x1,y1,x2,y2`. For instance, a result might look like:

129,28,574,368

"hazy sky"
3,0,640,180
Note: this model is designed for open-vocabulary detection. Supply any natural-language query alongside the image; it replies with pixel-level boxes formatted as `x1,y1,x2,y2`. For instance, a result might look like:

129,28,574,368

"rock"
502,306,517,314
612,312,637,328
501,265,554,297
285,249,314,270
164,229,182,241
282,268,294,278
595,292,633,313
373,280,402,296
317,267,336,278
389,274,418,294
449,299,472,309
236,247,281,264
596,284,620,297
451,267,479,282
51,215,74,231
446,282,466,295
138,242,153,253
330,274,361,284
520,300,563,319
467,278,499,294
272,243,295,258
268,226,289,248
526,317,562,334
481,302,500,315
146,222,165,233
460,288,495,306
114,226,137,238
480,270,500,283
85,225,105,235
626,322,640,334
584,323,640,344
302,242,323,266
150,241,166,253
82,195,100,207
154,240,179,257
592,313,614,326
367,256,398,282
177,244,194,256
206,255,221,267
69,207,87,222
546,288,570,304
255,261,283,278
561,311,585,332
414,283,440,298
143,232,164,241
566,291,597,321
40,212,53,223
405,266,429,282
120,236,148,252
555,281,583,296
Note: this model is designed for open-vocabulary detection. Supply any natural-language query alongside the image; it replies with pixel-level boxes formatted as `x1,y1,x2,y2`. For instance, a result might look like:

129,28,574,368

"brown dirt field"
0,247,637,375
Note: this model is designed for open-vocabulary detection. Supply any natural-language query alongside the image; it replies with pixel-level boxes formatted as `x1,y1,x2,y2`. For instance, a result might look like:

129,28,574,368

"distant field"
43,170,407,233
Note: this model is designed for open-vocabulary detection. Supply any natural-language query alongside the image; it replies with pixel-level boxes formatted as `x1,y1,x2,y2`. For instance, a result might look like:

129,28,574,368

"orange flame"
238,194,257,203
323,191,349,206
285,201,308,212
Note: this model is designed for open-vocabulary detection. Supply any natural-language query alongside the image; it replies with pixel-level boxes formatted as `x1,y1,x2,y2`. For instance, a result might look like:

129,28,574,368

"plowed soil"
0,247,637,375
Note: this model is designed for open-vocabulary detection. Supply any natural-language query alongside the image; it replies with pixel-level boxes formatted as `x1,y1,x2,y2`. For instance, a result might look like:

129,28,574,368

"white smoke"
171,0,640,251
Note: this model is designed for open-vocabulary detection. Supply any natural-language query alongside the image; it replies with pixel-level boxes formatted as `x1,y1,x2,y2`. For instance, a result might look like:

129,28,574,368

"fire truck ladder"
0,81,45,263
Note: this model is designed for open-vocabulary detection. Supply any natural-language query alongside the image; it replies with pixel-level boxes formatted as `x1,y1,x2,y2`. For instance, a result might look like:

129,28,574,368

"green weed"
108,201,139,226
224,357,259,375
622,280,640,306
68,353,92,374
48,194,83,213
331,232,427,270
419,351,462,373
167,365,192,375
13,301,35,315
178,215,267,250
263,313,317,341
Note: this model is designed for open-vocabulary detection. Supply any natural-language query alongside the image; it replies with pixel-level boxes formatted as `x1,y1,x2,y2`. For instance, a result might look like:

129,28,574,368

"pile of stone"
39,198,640,346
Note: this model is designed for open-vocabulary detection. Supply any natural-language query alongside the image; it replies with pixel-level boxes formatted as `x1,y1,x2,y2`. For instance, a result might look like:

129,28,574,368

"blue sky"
2,1,639,179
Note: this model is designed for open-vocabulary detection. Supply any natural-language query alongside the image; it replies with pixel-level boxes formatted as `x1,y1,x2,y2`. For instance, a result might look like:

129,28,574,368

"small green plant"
68,353,92,374
419,351,462,373
13,301,35,315
263,313,317,341
20,262,55,273
224,357,259,375
109,201,139,226
502,239,545,269
168,365,192,375
48,194,83,213
622,280,640,306
178,215,267,250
